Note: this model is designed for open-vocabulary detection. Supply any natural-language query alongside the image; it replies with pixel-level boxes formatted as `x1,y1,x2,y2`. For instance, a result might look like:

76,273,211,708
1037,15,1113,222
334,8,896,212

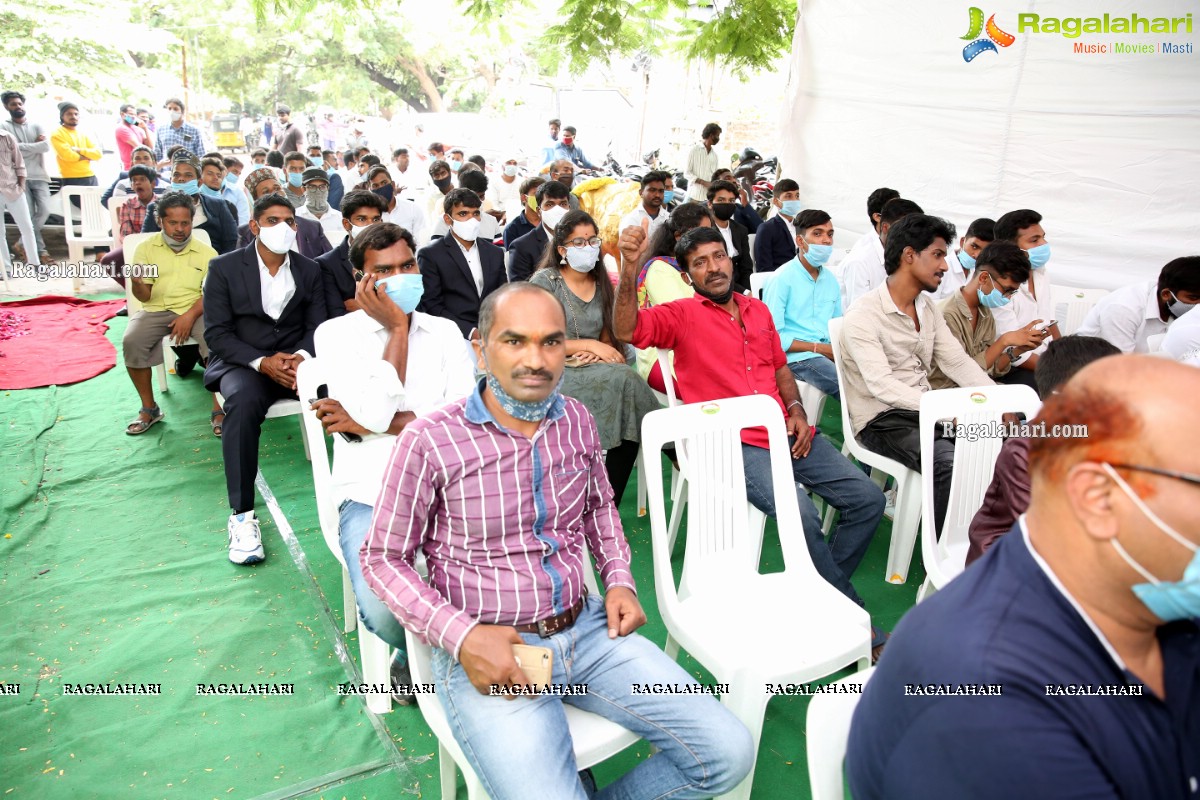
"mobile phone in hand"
314,385,362,443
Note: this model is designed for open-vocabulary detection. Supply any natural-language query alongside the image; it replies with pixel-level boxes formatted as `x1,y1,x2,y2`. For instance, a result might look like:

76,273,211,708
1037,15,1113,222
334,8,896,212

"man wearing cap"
141,152,238,255
50,102,101,202
271,106,305,154
234,166,331,260
296,166,346,247
153,97,209,167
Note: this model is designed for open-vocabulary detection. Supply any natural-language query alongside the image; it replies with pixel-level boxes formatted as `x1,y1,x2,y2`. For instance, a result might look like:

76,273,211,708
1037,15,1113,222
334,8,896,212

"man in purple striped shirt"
362,283,752,799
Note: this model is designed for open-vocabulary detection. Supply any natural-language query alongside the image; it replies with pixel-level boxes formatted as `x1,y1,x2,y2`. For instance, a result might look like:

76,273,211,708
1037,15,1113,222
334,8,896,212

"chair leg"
341,568,357,633
636,449,648,517
359,628,392,715
916,575,934,603
664,633,680,661
667,474,688,553
155,362,168,393
299,414,312,460
164,339,178,374
439,743,461,800
718,680,770,800
884,474,923,584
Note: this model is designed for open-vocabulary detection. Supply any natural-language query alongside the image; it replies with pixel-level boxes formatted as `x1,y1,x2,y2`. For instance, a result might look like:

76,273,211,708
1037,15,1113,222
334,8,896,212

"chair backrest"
121,233,155,312
750,271,774,300
295,359,342,566
918,385,1041,588
806,667,875,800
62,187,112,242
109,194,132,247
1051,284,1109,336
641,395,821,605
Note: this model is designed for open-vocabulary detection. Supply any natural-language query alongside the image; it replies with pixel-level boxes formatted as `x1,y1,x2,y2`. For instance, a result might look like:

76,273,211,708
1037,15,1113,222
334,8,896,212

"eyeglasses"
564,237,602,248
1109,463,1200,488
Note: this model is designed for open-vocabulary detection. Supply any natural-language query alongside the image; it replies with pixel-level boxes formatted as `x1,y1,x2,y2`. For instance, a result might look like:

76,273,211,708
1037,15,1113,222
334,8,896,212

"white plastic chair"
642,394,872,800
828,318,923,584
806,667,875,800
404,541,641,800
61,186,112,292
214,392,311,459
749,271,773,300
1051,285,1109,336
295,359,392,713
1144,332,1167,353
917,385,1041,601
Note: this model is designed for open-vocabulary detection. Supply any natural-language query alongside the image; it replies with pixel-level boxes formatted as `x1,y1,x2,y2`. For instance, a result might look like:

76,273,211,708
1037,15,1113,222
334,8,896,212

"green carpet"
0,310,922,799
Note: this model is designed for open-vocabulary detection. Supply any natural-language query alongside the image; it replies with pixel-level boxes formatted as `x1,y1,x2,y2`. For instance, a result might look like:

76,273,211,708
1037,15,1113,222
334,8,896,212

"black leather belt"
514,593,586,638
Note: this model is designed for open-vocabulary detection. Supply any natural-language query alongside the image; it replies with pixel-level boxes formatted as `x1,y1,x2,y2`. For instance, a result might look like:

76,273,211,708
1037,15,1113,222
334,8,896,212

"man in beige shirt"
839,214,994,533
930,241,1047,389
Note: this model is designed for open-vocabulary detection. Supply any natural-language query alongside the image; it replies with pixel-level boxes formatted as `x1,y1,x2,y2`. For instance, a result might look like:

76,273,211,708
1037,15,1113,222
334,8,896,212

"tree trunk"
398,55,445,112
352,56,431,113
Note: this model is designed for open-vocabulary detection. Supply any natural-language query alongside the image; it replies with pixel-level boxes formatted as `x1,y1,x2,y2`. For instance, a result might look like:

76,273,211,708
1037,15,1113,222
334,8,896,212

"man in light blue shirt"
762,209,842,399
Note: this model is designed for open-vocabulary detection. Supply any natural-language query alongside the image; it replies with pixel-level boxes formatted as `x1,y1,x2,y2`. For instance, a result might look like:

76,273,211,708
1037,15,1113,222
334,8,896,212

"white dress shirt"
248,248,299,372
488,175,522,221
1162,306,1200,365
991,268,1056,365
619,205,666,238
839,229,885,310
385,199,429,247
684,143,720,202
454,236,485,294
314,310,477,506
931,251,971,301
1075,279,1170,354
717,221,739,258
296,204,348,247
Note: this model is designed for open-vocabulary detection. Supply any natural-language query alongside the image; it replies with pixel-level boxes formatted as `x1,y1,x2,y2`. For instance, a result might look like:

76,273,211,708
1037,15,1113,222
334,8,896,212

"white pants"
0,191,38,271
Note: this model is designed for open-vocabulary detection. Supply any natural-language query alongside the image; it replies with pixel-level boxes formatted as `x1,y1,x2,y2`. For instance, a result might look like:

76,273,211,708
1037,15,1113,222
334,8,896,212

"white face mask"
564,245,599,273
257,221,296,254
541,205,568,232
170,110,183,123
346,222,371,240
451,217,481,242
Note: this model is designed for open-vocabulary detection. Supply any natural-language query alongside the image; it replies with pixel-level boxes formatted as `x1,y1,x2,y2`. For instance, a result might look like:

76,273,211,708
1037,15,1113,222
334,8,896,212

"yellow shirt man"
50,126,101,179
132,234,216,314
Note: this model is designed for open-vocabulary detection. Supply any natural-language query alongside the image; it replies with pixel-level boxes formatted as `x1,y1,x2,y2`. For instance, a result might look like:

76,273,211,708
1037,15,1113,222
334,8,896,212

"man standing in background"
685,123,722,202
1,90,53,264
114,103,152,170
51,102,101,207
271,106,305,154
154,97,209,165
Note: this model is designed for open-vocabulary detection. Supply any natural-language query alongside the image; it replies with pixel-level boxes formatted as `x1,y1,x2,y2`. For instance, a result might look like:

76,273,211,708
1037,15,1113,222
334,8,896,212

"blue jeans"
338,499,408,653
741,434,884,607
787,357,840,400
431,594,754,800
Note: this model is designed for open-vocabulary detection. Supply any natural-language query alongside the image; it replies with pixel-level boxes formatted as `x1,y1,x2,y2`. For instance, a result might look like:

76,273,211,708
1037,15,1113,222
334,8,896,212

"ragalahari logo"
962,7,1016,61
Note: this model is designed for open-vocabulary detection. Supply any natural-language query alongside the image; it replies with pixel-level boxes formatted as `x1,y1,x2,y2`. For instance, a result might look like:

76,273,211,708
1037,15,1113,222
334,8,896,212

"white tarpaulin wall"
780,0,1200,290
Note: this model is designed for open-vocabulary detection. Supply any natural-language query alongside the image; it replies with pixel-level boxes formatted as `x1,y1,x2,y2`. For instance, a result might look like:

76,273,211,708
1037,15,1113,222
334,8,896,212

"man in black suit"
203,193,327,565
234,166,332,260
752,178,802,273
707,179,753,292
141,152,238,254
417,188,506,337
315,189,387,318
507,180,571,282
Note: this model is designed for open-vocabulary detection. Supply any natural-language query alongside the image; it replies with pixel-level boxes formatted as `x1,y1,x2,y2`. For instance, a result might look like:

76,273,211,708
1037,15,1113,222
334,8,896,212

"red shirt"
632,292,787,448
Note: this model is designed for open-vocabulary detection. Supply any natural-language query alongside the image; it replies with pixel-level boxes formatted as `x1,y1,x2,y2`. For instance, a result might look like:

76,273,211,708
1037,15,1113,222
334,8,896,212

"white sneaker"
228,511,265,564
883,488,897,520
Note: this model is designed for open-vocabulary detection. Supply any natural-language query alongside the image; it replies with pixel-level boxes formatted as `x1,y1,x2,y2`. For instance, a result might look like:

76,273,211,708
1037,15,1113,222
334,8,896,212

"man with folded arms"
362,282,753,800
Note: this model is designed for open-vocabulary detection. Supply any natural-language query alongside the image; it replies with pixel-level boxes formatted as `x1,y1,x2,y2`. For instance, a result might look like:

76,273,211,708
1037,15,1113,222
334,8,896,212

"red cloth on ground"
0,296,127,390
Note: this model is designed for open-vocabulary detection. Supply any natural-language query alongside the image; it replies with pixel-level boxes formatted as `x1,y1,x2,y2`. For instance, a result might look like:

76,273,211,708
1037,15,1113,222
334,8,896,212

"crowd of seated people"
51,92,1197,797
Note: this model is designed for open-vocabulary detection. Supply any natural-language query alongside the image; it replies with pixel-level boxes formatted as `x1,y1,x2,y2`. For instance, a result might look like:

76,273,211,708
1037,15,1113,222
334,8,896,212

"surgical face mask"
1103,463,1200,622
306,186,329,214
123,114,136,125
162,231,191,252
662,190,675,204
372,183,395,202
481,348,563,423
801,243,833,268
224,173,239,188
957,249,977,272
780,199,803,217
447,159,462,172
1168,291,1198,319
199,184,224,200
711,203,736,222
170,110,183,123
171,179,199,196
540,205,567,232
287,172,304,188
377,273,425,314
562,137,575,147
433,176,452,193
564,244,599,272
257,221,297,254
451,217,481,241
345,221,373,240
977,281,1012,309
503,164,518,177
1026,242,1051,269
308,155,322,166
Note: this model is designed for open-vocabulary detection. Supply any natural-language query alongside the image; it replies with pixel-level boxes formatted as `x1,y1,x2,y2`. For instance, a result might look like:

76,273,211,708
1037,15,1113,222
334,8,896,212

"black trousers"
218,366,297,513
997,365,1039,390
858,409,955,535
604,439,640,508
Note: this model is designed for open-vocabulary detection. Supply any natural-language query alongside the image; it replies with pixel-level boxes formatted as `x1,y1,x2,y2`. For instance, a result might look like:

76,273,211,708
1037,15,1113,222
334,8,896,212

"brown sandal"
210,410,225,437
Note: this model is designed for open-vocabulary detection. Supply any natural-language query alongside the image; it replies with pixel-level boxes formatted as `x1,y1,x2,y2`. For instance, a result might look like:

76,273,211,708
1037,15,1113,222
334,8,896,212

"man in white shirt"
932,217,995,301
295,167,346,247
840,196,921,310
487,156,522,222
1077,256,1200,353
684,123,722,202
619,170,673,237
389,147,426,200
990,209,1062,388
312,222,475,698
1163,288,1200,365
364,165,427,246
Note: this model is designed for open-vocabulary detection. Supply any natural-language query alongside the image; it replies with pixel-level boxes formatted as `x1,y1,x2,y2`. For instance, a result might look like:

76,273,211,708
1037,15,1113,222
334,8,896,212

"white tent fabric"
780,0,1200,290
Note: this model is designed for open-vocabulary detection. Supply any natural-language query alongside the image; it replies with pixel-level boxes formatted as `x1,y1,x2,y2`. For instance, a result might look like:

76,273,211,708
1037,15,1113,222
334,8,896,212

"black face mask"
694,282,734,306
433,176,452,193
711,203,736,222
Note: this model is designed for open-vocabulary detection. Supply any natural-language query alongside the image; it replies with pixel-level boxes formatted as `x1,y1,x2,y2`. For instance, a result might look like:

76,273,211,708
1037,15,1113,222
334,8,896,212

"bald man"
847,356,1200,800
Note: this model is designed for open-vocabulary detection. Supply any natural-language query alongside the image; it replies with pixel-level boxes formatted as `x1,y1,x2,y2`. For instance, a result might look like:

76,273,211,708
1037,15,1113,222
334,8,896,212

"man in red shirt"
615,223,887,643
114,103,152,170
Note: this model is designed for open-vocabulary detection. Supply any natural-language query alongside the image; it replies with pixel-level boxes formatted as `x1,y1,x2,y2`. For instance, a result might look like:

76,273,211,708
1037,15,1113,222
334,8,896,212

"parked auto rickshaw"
212,114,246,152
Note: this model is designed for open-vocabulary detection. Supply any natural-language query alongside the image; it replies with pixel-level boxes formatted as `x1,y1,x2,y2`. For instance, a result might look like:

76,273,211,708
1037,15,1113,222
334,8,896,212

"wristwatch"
1002,345,1019,361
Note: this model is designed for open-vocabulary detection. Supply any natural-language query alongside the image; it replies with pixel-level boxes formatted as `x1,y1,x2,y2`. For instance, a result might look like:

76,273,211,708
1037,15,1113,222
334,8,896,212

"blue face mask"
224,173,239,188
123,114,136,125
662,190,674,204
308,155,322,166
287,172,304,188
171,179,199,196
377,273,424,314
481,350,563,422
977,285,1011,309
448,159,463,172
780,199,803,217
1026,242,1051,269
957,249,976,272
801,243,833,268
1104,464,1200,622
199,184,224,199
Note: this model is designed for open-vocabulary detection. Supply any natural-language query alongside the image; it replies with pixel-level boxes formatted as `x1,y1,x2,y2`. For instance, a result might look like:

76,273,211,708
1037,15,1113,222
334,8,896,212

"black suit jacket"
507,225,550,282
727,219,753,293
752,215,797,273
236,216,331,261
202,243,328,390
315,237,354,320
142,194,238,255
417,234,507,337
